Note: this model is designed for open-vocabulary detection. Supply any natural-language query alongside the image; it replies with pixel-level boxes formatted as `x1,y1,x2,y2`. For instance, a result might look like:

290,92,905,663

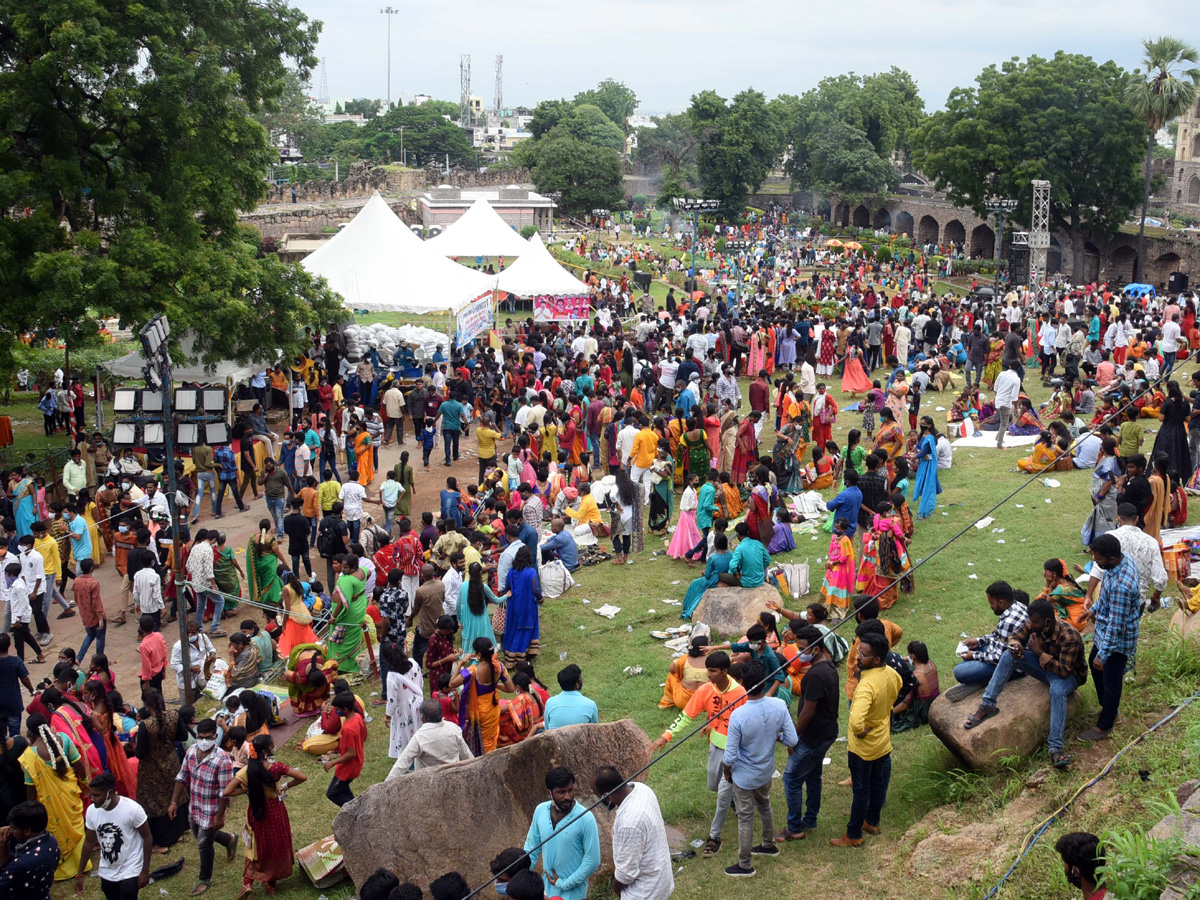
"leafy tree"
334,101,344,115
420,99,461,120
343,97,382,119
254,68,325,150
365,104,476,167
1125,36,1200,279
556,104,625,152
529,133,623,215
634,112,700,178
574,79,639,134
0,0,342,373
688,88,782,214
911,52,1145,282
529,99,574,140
807,122,895,201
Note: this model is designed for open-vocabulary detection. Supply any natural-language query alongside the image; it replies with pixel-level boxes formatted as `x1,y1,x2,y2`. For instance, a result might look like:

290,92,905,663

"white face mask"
195,738,217,753
121,482,131,491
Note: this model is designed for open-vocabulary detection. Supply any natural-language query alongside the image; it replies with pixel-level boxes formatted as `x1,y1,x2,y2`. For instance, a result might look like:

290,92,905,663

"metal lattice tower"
317,58,329,104
494,54,503,114
1029,179,1051,288
460,54,472,126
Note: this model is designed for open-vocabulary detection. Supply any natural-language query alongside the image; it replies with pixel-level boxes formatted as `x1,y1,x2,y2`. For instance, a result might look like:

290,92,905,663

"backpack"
317,516,340,558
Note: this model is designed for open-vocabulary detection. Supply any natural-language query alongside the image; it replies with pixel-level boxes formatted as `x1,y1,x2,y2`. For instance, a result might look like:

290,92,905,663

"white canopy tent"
424,196,533,259
302,192,494,314
494,232,591,297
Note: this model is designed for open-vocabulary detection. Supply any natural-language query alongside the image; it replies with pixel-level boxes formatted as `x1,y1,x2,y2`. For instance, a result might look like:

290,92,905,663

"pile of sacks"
340,323,448,366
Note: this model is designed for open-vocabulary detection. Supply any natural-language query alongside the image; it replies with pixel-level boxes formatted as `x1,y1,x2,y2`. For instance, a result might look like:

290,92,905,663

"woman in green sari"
647,445,674,535
246,520,288,616
329,553,368,674
679,418,710,481
213,531,244,613
394,451,416,518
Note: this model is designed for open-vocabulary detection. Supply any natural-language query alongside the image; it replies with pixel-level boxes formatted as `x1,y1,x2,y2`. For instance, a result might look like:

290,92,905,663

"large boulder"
332,720,651,891
693,583,781,640
928,674,1082,769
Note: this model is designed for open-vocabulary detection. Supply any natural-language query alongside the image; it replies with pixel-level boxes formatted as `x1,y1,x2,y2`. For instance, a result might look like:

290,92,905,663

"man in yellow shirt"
628,415,659,504
318,469,342,514
475,415,504,484
563,483,602,539
832,630,901,848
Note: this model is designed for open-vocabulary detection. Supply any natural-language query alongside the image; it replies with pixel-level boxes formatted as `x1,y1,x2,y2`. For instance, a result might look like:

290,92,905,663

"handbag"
491,601,507,635
590,521,611,538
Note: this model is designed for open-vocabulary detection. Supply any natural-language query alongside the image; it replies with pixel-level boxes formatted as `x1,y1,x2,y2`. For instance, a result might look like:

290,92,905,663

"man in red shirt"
137,614,167,693
1056,831,1106,899
323,693,365,807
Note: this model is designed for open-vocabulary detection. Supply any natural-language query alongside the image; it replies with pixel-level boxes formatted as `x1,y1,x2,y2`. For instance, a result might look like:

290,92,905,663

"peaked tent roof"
302,193,494,314
494,232,591,298
424,196,533,259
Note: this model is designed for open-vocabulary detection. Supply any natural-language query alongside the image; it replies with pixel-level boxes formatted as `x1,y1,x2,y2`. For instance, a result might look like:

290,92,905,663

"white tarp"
102,333,278,384
302,192,494,314
494,232,592,298
424,196,532,259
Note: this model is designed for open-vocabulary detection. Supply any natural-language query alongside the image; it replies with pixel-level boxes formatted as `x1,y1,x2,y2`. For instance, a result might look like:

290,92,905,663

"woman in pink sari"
44,687,104,787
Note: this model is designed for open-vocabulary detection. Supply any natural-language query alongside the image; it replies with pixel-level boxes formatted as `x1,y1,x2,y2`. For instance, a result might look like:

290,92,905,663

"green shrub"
520,225,539,239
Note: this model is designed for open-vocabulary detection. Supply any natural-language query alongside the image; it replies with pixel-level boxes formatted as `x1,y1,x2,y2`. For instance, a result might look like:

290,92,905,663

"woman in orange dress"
873,408,906,481
277,574,318,657
354,426,374,486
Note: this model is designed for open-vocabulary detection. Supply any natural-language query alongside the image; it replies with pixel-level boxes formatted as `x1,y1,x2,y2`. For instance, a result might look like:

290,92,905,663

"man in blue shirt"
685,470,719,564
1079,533,1142,742
523,767,601,900
436,397,465,466
543,665,599,730
722,659,797,877
539,519,579,571
719,522,772,589
825,470,863,538
63,506,92,575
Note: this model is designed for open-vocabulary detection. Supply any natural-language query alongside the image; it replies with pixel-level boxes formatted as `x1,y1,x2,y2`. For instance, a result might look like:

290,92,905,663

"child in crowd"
419,417,437,470
821,517,856,619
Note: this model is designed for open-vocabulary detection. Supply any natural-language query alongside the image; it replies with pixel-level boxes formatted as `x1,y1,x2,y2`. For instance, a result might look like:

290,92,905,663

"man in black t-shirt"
283,499,313,578
776,622,840,841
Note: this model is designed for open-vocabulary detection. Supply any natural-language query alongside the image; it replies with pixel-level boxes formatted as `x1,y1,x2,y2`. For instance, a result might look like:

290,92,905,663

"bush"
520,225,539,239
875,245,893,264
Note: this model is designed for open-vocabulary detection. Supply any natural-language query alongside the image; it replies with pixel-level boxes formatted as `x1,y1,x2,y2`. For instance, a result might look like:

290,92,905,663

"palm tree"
1126,36,1200,283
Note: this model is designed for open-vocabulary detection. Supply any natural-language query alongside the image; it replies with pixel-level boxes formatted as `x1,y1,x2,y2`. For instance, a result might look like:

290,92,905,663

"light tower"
317,57,329,104
494,54,503,114
1028,179,1051,289
379,8,399,108
460,54,472,127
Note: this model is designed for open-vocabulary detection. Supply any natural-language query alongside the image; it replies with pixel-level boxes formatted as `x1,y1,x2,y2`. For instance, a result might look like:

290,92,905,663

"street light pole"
984,198,1017,299
380,7,399,109
673,197,720,288
139,315,193,705
399,125,405,167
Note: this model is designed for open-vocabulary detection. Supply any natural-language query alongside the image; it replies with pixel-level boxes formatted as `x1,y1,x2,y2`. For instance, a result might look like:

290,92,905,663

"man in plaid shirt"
169,718,237,892
963,598,1086,769
946,581,1029,701
1079,533,1143,743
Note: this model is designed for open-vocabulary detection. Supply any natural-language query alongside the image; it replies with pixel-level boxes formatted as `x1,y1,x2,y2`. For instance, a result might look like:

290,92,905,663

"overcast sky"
297,0,1193,114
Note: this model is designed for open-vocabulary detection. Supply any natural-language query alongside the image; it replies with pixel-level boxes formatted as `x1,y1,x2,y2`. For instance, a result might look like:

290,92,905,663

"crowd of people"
0,203,1195,899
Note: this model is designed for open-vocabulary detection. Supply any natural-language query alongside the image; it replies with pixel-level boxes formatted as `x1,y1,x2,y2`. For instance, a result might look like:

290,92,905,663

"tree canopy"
911,52,1145,279
574,79,639,134
688,88,782,214
0,0,342,372
529,133,624,215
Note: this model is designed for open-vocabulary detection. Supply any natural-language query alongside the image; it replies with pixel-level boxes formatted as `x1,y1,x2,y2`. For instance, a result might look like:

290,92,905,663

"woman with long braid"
20,714,89,880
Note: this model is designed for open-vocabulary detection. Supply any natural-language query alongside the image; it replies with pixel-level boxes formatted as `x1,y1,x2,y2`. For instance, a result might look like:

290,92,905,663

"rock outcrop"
693,583,781,639
332,720,651,891
928,674,1082,769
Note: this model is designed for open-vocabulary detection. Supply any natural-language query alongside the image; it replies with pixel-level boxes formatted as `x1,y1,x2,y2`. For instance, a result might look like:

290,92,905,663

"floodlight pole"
140,315,193,705
985,198,1017,301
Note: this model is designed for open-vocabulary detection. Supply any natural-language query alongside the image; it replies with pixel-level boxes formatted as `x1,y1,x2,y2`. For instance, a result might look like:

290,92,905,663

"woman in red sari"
745,465,779,545
497,670,544,747
82,681,136,797
224,734,306,899
732,414,759,485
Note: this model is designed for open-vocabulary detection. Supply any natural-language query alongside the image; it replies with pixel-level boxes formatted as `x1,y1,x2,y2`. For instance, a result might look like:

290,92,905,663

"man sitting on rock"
946,580,1029,703
717,522,772,588
962,598,1086,769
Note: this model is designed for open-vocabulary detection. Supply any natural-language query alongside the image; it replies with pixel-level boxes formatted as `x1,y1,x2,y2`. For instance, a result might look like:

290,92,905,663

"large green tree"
529,99,575,140
558,104,625,152
360,104,477,167
911,52,1145,282
0,0,341,374
574,78,639,135
688,88,782,214
529,133,623,215
1126,37,1200,280
807,122,896,201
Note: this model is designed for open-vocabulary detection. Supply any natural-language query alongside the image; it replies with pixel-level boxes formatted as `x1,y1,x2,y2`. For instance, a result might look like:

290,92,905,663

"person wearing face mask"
170,622,217,699
77,772,152,899
522,766,600,900
168,719,237,896
776,624,839,843
488,846,532,897
962,598,1086,769
1055,831,1107,900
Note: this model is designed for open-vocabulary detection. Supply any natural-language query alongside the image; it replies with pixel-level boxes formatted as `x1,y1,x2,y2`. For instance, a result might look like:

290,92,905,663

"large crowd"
0,209,1194,898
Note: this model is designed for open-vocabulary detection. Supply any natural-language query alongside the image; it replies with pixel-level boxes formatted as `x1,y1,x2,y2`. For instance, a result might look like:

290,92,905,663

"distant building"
419,185,556,231
1172,99,1200,214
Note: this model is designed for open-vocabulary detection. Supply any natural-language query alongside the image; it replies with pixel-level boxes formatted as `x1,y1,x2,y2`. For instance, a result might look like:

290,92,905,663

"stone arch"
970,223,995,259
852,205,870,228
917,215,939,244
894,211,914,237
873,208,892,230
1111,246,1138,284
1082,242,1101,284
1189,175,1200,205
944,219,966,247
833,202,850,226
1154,252,1182,287
1193,133,1200,159
816,197,832,219
900,173,929,186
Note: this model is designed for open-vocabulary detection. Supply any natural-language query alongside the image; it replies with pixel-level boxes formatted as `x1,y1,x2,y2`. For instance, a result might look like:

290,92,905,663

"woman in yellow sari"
1038,558,1089,633
353,426,374,486
1017,431,1059,473
449,636,514,755
21,715,89,881
658,639,710,710
78,489,105,564
666,412,687,486
873,408,906,480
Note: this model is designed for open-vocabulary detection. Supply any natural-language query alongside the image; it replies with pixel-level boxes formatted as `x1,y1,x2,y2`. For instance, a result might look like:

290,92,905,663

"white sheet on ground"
951,433,1039,449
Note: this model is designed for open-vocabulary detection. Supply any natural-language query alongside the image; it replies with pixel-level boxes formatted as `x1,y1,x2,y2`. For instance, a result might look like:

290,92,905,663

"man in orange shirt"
137,614,167,694
628,415,658,503
650,651,746,858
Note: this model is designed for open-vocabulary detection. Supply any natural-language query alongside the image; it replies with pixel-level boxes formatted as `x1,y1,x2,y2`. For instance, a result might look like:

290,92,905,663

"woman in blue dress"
681,535,732,619
501,545,542,667
911,416,942,519
11,466,36,539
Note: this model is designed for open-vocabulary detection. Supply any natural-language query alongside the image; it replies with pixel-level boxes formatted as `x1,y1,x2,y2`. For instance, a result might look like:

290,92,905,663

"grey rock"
693,583,781,641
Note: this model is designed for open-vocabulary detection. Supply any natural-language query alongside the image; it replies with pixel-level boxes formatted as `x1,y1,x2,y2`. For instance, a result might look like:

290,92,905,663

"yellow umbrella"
825,239,843,247
844,241,863,251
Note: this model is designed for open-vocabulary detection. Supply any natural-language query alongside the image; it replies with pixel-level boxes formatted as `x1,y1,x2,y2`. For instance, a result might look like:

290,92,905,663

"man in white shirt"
170,620,217,694
993,362,1022,449
62,450,89,499
186,531,225,637
593,767,673,900
78,774,152,896
1072,428,1103,469
387,699,473,777
798,360,816,402
137,482,170,517
1,562,40,660
1038,316,1058,377
338,480,366,543
1161,313,1182,376
615,413,639,469
1084,503,1167,612
133,565,165,626
936,433,953,470
15,536,47,645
